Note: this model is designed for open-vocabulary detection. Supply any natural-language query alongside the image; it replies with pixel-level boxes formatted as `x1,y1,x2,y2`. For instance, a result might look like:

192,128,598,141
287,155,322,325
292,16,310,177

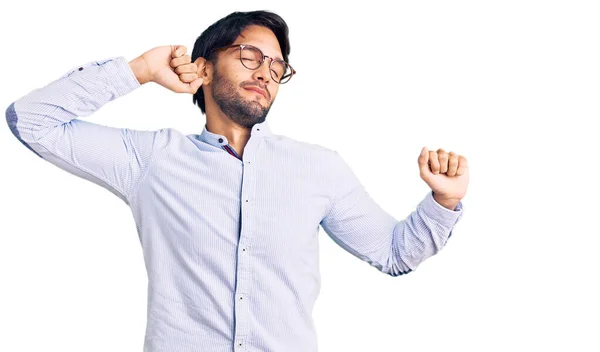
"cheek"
235,73,253,87
232,65,252,82
218,66,245,87
270,88,279,99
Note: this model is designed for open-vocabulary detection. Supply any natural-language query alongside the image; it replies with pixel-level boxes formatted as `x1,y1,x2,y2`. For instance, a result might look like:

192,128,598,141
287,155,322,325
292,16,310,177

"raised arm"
6,56,160,204
5,45,205,205
319,150,464,276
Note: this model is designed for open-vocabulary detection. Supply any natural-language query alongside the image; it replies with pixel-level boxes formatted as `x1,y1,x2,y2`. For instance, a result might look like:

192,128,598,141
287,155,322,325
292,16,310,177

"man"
6,10,468,352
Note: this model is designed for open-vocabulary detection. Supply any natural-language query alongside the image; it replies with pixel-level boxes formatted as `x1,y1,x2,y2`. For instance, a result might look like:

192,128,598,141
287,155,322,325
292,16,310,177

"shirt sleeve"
319,150,464,276
5,56,164,205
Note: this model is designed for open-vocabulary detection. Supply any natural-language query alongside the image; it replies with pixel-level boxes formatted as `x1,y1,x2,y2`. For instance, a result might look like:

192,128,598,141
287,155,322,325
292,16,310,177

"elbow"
6,102,20,139
6,102,44,158
383,248,416,277
370,257,414,277
386,265,413,277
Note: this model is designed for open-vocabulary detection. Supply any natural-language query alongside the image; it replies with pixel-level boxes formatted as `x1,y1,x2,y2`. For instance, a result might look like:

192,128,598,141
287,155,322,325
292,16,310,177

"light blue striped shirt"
6,56,464,352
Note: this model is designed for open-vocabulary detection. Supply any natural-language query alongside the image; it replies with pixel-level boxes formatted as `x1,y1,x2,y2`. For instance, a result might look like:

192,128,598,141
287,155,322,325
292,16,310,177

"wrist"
432,192,460,211
128,56,151,85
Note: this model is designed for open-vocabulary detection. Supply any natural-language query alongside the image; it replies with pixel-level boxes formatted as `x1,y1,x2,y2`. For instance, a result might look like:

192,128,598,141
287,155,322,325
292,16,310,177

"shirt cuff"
418,191,464,229
103,56,141,96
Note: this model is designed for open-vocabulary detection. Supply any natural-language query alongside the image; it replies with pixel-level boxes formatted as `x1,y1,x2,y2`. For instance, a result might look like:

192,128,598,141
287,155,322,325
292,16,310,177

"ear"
194,57,212,85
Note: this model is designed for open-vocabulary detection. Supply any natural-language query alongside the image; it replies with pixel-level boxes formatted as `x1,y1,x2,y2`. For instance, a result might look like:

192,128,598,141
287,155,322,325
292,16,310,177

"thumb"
174,77,204,95
418,146,432,177
188,77,204,94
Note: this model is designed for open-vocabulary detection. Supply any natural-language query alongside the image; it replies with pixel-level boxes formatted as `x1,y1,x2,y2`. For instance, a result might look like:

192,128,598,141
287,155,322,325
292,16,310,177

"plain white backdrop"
1,1,598,351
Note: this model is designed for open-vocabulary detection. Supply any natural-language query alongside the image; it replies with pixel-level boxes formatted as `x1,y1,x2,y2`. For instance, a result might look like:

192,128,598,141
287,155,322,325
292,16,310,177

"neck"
205,109,251,158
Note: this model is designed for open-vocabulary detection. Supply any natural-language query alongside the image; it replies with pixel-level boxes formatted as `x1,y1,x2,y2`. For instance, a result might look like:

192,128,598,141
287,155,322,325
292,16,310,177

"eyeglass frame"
209,43,297,84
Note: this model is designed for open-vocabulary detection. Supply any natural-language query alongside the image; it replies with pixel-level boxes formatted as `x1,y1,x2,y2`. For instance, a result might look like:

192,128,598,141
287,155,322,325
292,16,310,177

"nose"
253,57,273,83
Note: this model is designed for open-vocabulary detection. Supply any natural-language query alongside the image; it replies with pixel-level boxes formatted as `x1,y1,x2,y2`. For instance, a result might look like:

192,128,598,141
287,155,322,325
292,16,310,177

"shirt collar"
197,120,273,148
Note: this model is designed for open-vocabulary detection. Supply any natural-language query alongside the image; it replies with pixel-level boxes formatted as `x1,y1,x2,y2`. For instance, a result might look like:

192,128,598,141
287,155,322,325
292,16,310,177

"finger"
175,63,198,74
456,155,469,176
418,146,431,176
178,73,199,83
188,77,204,94
437,148,448,174
170,54,192,68
171,45,187,59
428,151,440,174
447,152,459,176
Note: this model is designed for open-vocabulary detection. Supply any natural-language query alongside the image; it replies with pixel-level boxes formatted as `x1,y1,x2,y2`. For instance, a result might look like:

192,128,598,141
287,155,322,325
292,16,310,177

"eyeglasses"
210,44,296,84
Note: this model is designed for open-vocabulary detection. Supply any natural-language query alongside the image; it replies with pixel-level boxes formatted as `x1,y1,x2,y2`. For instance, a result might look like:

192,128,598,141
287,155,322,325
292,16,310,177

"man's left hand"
417,147,469,210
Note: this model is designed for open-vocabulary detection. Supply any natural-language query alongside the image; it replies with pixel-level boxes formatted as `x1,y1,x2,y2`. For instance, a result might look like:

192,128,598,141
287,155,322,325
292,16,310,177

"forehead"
232,25,283,61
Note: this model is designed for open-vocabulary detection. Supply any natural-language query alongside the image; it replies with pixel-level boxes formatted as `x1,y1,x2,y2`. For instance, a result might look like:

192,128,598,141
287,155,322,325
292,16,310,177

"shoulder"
266,133,337,157
123,127,189,153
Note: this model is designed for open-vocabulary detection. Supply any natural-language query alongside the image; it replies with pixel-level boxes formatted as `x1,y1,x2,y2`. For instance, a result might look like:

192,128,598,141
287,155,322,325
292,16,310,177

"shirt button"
78,67,83,71
242,248,246,252
218,138,223,143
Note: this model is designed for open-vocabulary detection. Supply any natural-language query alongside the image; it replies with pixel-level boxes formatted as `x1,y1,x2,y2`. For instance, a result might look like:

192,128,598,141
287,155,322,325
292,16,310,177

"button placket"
234,140,256,347
233,135,263,349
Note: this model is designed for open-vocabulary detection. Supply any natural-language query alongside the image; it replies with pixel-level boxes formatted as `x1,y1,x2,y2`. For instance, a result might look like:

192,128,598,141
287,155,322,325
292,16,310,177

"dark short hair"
191,10,291,114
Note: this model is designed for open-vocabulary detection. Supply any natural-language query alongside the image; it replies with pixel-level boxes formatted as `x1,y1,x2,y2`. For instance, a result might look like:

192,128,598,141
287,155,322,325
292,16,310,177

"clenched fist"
128,45,205,94
418,147,469,210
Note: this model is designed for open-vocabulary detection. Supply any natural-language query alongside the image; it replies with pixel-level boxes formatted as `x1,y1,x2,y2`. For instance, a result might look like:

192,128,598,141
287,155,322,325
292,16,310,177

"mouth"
244,87,267,99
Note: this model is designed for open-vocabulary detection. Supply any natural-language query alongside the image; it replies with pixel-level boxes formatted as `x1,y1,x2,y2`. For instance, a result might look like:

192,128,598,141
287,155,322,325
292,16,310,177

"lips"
244,87,267,98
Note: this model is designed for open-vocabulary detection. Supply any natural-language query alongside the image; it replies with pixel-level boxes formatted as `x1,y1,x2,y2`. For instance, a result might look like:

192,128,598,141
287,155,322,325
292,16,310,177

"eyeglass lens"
240,46,292,83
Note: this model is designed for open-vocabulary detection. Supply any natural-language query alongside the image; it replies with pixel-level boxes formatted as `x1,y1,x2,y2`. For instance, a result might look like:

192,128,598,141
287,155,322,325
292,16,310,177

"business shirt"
6,56,464,352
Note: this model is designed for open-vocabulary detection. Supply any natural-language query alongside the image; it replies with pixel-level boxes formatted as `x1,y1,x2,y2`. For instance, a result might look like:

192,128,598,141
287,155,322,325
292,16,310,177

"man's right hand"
128,45,205,94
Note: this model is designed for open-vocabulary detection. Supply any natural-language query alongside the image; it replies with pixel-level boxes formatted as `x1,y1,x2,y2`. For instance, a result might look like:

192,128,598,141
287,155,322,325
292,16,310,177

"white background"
1,1,598,351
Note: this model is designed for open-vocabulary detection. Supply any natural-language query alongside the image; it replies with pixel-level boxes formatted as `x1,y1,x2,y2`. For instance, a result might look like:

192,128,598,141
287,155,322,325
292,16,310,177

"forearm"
387,192,464,275
7,56,140,145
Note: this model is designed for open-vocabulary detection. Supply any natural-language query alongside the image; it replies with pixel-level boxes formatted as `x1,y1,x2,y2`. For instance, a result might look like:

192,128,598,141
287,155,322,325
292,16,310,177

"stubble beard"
211,69,273,129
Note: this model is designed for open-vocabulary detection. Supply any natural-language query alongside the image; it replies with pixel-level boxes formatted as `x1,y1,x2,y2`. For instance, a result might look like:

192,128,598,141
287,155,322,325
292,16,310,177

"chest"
138,146,330,258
